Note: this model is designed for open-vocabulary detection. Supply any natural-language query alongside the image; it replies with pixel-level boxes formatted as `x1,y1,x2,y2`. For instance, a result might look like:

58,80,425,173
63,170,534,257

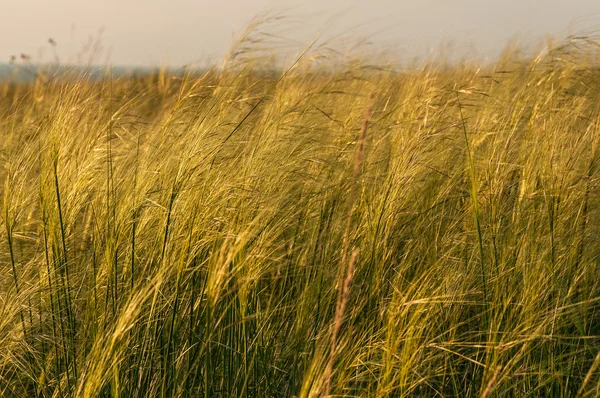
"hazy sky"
3,0,600,67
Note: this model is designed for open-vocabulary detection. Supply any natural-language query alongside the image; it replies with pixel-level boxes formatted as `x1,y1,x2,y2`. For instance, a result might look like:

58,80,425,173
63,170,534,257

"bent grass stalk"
456,92,488,323
323,94,373,396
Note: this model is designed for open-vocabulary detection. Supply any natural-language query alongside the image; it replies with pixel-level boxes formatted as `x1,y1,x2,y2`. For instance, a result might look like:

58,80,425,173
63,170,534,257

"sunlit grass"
0,26,599,397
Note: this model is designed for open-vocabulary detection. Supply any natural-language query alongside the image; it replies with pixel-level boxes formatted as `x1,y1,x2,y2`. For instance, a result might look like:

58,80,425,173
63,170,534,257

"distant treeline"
0,63,198,83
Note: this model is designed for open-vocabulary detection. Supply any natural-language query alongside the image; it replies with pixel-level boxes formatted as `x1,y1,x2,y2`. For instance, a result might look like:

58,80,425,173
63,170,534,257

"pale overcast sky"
2,0,600,67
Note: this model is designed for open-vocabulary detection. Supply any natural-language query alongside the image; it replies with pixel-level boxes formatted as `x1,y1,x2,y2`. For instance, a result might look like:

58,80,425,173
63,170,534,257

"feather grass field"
1,24,600,397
